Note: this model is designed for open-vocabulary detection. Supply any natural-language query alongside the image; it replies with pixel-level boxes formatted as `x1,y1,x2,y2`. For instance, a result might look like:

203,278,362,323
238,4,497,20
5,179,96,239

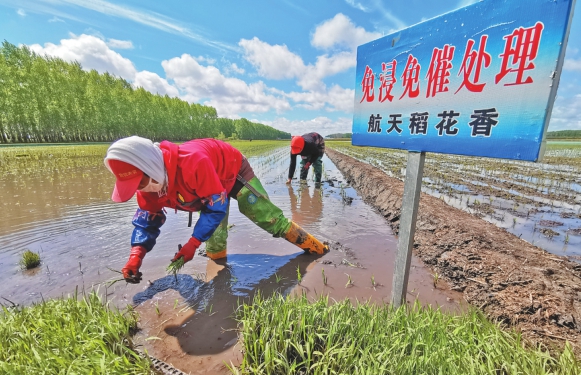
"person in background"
286,132,325,186
104,136,329,284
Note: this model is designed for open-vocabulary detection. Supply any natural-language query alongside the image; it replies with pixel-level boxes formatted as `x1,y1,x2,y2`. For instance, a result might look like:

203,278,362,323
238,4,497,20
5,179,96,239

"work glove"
122,246,147,284
303,162,311,170
171,237,202,263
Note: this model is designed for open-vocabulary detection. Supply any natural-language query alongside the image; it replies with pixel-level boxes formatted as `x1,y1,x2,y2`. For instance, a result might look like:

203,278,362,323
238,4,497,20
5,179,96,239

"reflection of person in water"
133,252,322,356
287,184,323,228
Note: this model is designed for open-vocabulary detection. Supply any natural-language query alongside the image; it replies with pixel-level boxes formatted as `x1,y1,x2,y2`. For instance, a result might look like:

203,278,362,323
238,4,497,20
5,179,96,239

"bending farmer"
286,132,325,185
104,136,329,284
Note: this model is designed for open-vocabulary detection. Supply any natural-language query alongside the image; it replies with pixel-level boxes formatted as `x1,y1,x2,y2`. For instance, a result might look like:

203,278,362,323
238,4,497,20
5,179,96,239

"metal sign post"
391,151,425,308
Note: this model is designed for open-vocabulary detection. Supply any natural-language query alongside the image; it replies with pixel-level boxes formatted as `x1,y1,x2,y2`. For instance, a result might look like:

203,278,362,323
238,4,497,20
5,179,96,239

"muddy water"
0,145,461,374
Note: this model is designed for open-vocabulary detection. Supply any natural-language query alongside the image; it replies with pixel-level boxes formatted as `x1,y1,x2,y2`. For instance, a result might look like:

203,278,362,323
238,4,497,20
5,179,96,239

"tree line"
0,41,290,144
326,133,352,139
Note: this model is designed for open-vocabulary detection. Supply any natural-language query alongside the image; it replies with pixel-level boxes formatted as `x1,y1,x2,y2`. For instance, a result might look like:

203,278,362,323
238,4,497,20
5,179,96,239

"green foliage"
19,249,40,269
227,140,288,157
235,294,580,375
546,130,581,139
325,133,352,139
0,291,152,374
233,118,290,140
0,41,290,143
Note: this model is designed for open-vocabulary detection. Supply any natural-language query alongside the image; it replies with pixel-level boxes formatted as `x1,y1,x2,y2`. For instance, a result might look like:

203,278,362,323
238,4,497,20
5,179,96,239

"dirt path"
327,148,581,353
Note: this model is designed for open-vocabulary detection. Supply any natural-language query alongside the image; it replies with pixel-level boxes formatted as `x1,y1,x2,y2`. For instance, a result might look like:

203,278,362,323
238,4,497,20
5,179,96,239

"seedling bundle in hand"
167,244,185,281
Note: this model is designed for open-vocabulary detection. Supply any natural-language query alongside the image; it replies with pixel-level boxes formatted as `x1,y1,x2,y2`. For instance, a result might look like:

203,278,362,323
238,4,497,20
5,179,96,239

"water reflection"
287,183,324,227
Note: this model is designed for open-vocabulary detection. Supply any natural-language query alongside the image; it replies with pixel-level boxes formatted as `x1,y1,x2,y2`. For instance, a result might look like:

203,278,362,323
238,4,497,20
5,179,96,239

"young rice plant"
234,293,580,375
0,290,152,374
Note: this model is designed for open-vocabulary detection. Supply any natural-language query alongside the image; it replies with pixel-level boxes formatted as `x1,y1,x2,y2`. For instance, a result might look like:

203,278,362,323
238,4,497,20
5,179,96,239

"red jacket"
136,139,243,212
130,139,243,250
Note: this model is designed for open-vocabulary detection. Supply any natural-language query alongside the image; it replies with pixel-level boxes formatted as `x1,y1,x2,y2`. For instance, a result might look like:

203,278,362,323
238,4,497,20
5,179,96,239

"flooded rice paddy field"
0,142,460,373
330,141,581,260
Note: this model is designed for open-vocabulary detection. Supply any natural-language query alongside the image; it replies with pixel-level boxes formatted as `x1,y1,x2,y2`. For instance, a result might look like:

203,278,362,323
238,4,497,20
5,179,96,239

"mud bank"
327,148,581,353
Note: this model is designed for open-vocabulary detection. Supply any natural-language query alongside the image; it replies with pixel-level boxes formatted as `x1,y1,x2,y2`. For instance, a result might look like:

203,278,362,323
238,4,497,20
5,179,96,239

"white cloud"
17,8,26,16
263,116,353,136
106,38,134,50
162,53,291,117
286,85,355,112
311,13,382,51
48,16,64,22
227,63,245,75
239,36,357,91
298,51,356,91
549,95,581,131
28,34,137,80
370,0,407,32
564,58,581,71
239,37,306,80
344,0,370,12
5,0,236,52
23,33,358,126
133,71,179,97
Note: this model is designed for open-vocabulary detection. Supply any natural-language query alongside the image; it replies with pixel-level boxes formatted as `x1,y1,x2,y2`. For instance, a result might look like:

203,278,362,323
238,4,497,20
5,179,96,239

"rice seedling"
329,141,581,256
166,257,185,281
0,290,152,374
432,271,439,288
344,273,353,288
154,301,161,316
321,268,327,286
235,293,581,375
371,274,378,290
19,249,41,269
296,265,302,283
167,244,185,281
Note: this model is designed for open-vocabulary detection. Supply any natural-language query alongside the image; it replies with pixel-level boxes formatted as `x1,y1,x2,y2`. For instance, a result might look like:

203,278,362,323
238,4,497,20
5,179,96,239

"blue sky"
0,0,579,136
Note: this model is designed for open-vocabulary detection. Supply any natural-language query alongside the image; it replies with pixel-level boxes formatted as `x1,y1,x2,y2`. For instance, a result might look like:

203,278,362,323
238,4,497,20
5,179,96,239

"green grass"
227,139,287,157
19,249,41,270
234,294,580,375
0,290,153,374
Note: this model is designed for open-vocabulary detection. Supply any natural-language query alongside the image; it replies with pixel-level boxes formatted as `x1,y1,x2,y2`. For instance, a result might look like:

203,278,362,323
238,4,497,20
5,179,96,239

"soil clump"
327,148,581,354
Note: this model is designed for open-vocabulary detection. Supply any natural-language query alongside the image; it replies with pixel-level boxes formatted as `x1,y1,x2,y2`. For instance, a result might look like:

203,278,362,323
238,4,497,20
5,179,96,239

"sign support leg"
391,151,425,308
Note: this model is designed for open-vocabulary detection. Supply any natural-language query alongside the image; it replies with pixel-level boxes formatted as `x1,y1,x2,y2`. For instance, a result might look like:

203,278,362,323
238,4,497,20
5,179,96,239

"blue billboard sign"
352,0,576,161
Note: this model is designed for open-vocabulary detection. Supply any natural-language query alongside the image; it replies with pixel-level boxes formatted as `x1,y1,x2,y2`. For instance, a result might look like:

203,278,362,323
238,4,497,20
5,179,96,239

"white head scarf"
104,136,167,186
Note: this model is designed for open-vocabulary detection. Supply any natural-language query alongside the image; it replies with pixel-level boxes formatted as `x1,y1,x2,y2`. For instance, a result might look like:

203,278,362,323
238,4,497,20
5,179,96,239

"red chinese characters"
360,65,375,103
495,22,544,86
379,60,397,102
456,35,491,93
426,44,455,97
400,54,421,99
358,21,545,103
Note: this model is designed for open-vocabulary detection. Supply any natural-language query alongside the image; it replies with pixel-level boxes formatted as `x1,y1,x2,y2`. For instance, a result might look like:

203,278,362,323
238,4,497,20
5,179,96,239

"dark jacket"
288,132,325,180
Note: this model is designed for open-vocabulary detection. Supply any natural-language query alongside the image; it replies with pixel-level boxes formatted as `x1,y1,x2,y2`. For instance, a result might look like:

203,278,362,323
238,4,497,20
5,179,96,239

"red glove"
303,162,311,170
122,246,147,284
171,237,201,263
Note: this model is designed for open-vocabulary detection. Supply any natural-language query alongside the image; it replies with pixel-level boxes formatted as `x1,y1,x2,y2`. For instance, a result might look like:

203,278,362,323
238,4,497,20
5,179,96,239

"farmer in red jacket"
104,136,328,283
286,132,325,186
